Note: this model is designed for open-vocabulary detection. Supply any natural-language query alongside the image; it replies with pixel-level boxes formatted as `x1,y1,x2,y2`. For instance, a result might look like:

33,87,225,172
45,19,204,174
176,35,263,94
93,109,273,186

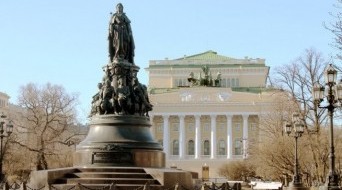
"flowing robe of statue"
108,3,135,64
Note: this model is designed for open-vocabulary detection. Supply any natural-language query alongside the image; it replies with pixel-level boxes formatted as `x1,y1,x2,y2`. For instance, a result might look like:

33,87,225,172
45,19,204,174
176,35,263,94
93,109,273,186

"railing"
149,59,265,66
0,181,243,190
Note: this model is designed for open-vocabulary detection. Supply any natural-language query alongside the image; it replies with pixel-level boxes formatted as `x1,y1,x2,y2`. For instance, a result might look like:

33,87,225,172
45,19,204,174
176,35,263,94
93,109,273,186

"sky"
0,0,338,123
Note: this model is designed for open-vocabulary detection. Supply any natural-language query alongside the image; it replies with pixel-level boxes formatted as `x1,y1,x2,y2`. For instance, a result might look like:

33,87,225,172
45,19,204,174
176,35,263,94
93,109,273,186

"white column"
210,115,217,159
242,114,249,159
162,115,170,157
179,115,185,159
226,115,233,159
149,115,155,138
194,115,201,159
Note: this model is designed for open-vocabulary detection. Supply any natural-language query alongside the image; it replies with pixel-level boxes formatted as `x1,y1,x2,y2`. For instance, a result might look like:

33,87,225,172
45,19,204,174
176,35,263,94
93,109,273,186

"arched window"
172,140,179,155
218,140,226,155
188,140,195,155
203,140,210,155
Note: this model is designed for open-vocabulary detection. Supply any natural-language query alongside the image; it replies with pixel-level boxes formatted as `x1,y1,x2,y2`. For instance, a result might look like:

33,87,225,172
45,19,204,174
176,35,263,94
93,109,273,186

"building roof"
147,50,266,69
175,50,233,61
0,92,10,99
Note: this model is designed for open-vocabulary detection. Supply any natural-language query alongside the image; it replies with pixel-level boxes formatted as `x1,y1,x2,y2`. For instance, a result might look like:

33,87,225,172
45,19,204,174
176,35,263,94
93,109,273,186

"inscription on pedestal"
91,151,133,164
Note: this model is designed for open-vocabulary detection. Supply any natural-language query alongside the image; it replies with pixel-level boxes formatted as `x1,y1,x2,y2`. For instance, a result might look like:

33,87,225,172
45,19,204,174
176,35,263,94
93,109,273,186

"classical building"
0,92,10,115
146,50,276,178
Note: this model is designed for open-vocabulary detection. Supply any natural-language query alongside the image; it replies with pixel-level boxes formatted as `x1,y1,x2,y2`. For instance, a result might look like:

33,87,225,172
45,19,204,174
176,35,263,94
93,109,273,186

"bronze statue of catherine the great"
108,3,135,64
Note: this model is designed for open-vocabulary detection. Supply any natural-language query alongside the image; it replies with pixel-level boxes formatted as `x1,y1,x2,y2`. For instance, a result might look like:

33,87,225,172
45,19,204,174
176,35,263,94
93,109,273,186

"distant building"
0,92,10,115
0,92,24,127
146,50,276,178
147,50,269,89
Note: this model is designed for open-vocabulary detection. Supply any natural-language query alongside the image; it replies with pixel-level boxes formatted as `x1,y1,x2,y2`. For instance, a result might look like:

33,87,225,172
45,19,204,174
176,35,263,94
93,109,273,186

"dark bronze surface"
76,3,163,167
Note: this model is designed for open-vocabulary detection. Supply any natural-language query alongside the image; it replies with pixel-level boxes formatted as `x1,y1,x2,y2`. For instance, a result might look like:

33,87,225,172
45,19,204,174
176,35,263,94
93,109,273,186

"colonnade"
150,114,254,159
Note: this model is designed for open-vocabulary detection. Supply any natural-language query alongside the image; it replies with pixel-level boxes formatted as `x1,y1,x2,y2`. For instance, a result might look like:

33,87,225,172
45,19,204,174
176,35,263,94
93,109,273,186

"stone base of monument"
28,167,196,190
74,149,165,167
27,115,197,189
73,115,165,168
282,182,310,190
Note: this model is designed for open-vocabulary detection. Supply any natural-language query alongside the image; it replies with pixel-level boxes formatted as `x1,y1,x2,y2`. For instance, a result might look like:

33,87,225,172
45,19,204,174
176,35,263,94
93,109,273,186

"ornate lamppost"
284,112,305,188
0,113,13,182
313,64,342,190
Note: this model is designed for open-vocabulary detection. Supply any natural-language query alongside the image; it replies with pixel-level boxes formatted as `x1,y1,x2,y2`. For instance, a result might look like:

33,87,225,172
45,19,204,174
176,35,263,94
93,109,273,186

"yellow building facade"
146,51,275,178
0,92,10,115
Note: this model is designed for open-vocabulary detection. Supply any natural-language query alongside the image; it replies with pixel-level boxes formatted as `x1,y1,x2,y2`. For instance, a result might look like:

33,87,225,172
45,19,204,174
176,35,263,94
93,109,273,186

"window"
203,140,210,155
236,78,239,87
188,140,195,155
172,140,179,155
172,123,179,132
235,123,241,131
176,78,188,87
157,123,163,132
178,79,182,86
188,123,194,132
250,123,257,131
227,78,231,87
219,123,225,131
218,140,226,155
234,139,242,155
231,78,235,87
221,78,226,87
204,123,210,132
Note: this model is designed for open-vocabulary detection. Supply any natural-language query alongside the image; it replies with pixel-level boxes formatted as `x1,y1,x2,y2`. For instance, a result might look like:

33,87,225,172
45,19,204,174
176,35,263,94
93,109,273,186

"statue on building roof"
187,65,222,87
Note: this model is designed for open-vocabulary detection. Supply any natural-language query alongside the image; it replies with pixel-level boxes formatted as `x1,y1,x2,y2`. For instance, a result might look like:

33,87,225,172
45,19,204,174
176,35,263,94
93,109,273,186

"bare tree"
13,83,80,170
218,160,256,181
248,92,297,182
248,48,335,186
4,143,32,183
273,48,331,184
325,0,342,63
275,48,327,131
325,0,342,119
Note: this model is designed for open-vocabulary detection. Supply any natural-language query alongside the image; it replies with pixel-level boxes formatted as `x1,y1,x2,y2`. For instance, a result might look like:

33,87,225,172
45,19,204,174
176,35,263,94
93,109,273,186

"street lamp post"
313,64,342,190
284,112,305,188
0,113,13,183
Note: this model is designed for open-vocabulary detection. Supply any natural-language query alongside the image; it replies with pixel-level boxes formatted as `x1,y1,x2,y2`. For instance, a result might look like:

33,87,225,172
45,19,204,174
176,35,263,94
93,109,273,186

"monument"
28,3,196,189
187,65,222,87
73,2,164,168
